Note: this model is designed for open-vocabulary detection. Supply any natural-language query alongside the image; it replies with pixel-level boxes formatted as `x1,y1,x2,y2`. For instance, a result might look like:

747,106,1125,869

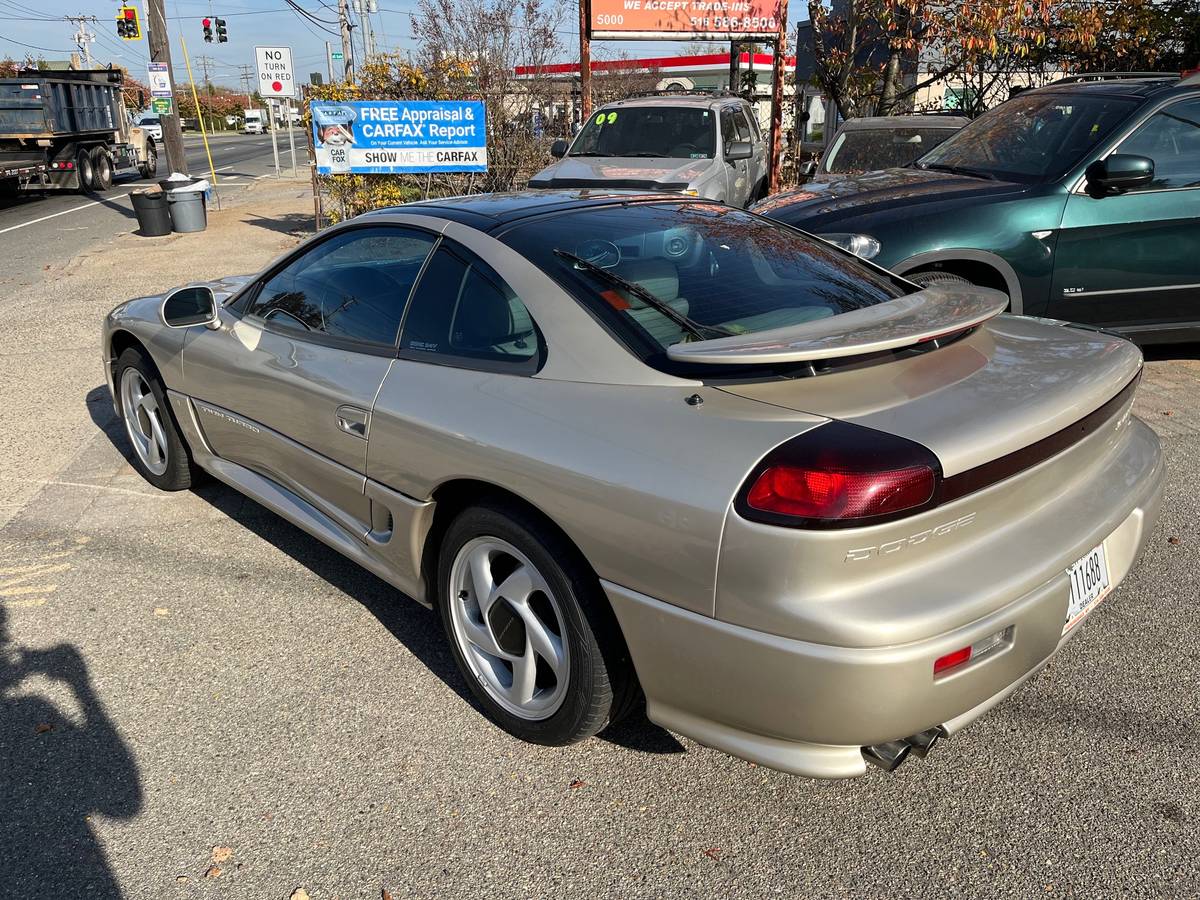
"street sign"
151,97,173,115
331,51,343,60
147,62,172,98
253,46,296,99
311,100,488,175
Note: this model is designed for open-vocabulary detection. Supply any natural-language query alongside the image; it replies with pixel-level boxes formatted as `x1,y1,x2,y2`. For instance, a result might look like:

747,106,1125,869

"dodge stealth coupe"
102,191,1163,778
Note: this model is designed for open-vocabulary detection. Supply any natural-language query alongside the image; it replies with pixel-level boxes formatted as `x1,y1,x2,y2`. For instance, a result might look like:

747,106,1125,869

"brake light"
747,464,935,520
736,421,943,529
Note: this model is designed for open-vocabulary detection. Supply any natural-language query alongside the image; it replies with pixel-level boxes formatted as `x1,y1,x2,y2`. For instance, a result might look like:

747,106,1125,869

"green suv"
755,73,1200,342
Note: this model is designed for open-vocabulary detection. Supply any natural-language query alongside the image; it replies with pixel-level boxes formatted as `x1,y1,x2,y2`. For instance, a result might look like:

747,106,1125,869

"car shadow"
1141,341,1200,362
85,386,683,757
243,211,315,238
0,603,143,897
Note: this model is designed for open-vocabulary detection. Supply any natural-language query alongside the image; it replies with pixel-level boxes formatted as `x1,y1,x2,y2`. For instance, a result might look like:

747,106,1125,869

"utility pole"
325,41,334,83
65,15,98,69
195,54,216,132
238,64,254,107
146,0,187,175
767,0,789,193
339,0,355,81
578,0,591,120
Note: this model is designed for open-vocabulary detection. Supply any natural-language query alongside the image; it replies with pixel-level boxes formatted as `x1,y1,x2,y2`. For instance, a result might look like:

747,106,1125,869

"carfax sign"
310,100,487,175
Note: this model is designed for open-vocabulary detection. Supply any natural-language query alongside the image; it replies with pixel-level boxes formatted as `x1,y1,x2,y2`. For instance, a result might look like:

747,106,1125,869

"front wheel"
114,347,197,491
139,140,158,179
437,504,637,746
906,270,972,289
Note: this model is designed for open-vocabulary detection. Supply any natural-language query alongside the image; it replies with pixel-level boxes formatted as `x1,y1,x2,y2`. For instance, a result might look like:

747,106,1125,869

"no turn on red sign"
254,46,296,98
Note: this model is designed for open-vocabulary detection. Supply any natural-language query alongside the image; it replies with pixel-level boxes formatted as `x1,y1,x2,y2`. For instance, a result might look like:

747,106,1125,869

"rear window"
823,127,959,174
499,202,910,368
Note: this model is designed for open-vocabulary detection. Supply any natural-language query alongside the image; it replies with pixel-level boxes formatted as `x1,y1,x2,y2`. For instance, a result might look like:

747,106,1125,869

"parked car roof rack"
626,89,742,99
1050,72,1177,84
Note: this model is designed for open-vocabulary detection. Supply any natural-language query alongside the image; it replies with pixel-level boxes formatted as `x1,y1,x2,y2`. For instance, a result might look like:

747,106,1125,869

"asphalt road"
0,132,305,290
0,176,1197,898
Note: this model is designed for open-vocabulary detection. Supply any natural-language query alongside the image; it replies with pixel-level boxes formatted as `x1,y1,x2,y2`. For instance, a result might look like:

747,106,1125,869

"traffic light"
116,6,141,40
215,17,227,42
202,17,213,42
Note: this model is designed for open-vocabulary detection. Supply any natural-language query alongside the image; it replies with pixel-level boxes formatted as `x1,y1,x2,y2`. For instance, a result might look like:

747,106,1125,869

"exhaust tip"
861,739,912,772
905,727,943,759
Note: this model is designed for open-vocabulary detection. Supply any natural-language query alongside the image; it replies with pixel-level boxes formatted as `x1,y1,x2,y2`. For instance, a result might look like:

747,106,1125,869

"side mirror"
800,159,818,176
137,89,145,108
1085,154,1154,196
725,140,753,162
550,139,569,159
162,286,219,329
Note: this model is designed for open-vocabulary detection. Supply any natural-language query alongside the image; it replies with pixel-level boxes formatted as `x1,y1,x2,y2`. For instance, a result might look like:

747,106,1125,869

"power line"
0,34,74,54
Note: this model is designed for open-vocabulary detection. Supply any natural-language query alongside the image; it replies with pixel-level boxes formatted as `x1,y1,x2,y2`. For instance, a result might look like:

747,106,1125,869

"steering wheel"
576,238,621,268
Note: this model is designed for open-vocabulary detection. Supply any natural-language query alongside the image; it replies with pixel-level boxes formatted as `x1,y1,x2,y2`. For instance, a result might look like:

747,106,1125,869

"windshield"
915,93,1137,182
823,126,959,174
570,107,716,159
135,115,158,125
500,203,910,365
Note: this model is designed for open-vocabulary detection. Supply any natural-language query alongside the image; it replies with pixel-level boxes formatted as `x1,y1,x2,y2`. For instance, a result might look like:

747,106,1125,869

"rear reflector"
735,420,943,529
934,646,971,674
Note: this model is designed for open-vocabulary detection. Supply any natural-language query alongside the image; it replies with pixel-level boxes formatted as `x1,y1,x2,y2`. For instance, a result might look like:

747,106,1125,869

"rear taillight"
736,421,942,529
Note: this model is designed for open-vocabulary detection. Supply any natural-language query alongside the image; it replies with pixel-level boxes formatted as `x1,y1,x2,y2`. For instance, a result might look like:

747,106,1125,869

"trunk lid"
714,315,1143,477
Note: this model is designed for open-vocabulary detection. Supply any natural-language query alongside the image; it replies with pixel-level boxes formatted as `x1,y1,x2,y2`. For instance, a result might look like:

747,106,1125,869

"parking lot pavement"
1,197,1197,896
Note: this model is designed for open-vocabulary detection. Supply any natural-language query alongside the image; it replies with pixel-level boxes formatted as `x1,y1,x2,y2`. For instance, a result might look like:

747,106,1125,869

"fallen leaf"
1168,536,1182,545
204,866,222,879
382,890,394,900
211,846,233,863
290,890,310,900
34,723,52,735
1162,410,1174,416
175,875,188,884
568,779,586,789
703,847,722,861
154,607,169,617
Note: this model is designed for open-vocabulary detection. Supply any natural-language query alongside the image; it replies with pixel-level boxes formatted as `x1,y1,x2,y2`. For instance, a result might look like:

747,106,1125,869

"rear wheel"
906,270,972,289
115,347,197,491
139,140,158,179
437,503,637,746
91,147,113,191
75,149,95,193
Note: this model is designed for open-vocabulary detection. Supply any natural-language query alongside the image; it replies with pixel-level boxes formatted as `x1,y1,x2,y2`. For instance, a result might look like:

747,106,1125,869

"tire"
139,140,158,179
75,149,95,193
906,270,972,289
437,502,637,746
114,347,197,491
91,147,113,191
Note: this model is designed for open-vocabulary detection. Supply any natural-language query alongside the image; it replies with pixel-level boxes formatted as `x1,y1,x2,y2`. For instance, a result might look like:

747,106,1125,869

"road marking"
0,192,133,236
3,597,47,608
37,479,172,499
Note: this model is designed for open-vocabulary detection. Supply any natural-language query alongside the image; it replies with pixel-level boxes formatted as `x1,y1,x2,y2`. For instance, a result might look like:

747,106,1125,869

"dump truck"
0,68,158,198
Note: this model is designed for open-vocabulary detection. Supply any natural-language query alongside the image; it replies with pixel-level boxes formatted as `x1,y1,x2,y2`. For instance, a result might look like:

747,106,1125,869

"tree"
1068,0,1200,72
806,0,1105,120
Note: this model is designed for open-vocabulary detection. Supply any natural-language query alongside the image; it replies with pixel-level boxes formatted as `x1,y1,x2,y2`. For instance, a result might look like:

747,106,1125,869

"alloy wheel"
448,537,570,720
120,367,169,476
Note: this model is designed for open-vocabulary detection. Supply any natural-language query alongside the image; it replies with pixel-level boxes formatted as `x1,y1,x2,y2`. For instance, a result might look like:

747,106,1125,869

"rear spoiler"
666,286,1008,365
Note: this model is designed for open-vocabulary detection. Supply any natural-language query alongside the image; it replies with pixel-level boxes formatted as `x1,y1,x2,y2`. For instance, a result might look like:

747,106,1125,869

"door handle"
335,405,369,439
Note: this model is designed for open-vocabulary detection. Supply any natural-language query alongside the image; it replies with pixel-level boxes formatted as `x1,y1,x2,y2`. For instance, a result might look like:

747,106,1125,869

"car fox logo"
844,512,977,562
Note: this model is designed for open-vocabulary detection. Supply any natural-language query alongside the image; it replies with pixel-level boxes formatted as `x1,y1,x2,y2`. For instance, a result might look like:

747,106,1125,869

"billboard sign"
589,0,781,39
311,100,487,175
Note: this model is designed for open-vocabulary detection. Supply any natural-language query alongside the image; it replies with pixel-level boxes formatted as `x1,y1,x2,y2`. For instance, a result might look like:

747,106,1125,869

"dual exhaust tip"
861,727,945,772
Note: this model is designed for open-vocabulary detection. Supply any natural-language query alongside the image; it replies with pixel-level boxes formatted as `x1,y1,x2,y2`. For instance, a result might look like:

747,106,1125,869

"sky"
0,0,733,93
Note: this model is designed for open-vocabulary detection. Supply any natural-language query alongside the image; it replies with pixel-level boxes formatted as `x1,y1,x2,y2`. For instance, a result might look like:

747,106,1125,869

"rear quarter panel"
366,363,825,616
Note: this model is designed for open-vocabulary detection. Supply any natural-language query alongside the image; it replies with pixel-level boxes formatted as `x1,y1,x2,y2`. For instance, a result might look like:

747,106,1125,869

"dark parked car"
756,73,1200,342
804,115,969,180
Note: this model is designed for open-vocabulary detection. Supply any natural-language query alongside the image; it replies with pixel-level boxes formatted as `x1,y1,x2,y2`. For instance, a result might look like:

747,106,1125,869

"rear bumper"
604,419,1163,778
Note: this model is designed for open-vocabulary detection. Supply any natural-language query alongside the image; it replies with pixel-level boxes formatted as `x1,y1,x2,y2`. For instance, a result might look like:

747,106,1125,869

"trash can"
131,189,172,237
167,189,207,233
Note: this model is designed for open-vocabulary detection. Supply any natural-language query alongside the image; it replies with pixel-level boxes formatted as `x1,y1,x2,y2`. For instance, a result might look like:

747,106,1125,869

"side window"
1114,99,1200,191
734,108,753,143
720,108,737,156
400,243,540,368
245,226,436,348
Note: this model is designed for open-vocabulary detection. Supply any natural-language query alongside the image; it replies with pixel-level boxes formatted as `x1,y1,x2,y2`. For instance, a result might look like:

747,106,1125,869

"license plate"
1064,542,1112,633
